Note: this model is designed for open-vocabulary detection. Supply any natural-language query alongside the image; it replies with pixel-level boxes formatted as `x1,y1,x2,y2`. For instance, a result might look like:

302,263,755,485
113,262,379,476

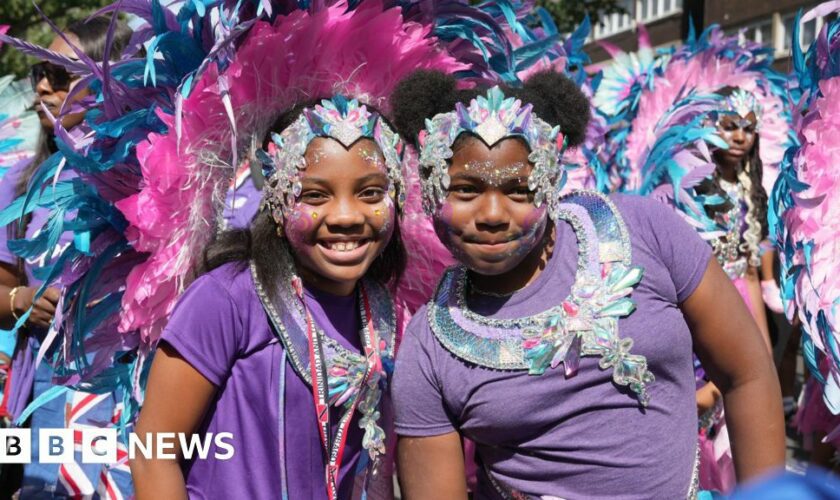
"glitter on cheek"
433,202,469,262
497,206,548,261
374,202,395,240
283,203,320,258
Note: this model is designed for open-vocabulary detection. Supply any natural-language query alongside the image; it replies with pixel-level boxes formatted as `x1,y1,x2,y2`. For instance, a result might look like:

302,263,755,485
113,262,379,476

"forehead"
47,33,80,58
718,111,757,127
450,135,531,168
301,137,386,179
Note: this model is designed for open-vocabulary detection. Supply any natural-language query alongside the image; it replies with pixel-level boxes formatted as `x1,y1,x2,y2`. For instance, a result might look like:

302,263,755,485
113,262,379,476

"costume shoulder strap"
560,190,633,266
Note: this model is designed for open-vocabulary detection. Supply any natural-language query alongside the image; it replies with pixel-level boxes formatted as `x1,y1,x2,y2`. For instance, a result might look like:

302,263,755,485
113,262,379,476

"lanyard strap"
304,285,379,500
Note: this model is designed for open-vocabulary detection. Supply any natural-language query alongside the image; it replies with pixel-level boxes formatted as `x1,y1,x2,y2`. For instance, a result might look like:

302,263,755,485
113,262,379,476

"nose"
730,128,746,144
35,75,52,97
325,195,366,229
474,192,509,231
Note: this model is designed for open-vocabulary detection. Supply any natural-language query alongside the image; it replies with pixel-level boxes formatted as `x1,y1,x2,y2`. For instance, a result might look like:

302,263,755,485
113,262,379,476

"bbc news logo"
0,429,235,463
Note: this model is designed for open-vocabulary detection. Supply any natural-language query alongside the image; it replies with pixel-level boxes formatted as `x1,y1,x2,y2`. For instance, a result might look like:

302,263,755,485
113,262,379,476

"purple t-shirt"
392,194,713,499
161,262,392,500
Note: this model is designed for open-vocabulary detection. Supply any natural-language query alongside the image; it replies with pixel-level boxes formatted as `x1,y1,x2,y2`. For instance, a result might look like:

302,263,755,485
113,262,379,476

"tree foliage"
535,0,626,34
0,0,112,78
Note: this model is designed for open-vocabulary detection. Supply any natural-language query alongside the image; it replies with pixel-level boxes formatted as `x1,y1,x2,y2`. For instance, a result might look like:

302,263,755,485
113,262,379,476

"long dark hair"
200,102,406,298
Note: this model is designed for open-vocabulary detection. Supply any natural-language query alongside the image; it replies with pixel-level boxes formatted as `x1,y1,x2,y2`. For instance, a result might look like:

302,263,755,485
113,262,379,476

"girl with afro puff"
389,69,784,498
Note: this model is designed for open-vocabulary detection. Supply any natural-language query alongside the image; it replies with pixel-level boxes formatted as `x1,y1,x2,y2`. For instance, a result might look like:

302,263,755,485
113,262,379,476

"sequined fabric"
428,191,654,405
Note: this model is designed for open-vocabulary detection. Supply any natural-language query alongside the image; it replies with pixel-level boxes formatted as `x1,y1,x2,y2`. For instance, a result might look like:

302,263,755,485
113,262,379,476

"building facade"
585,0,831,70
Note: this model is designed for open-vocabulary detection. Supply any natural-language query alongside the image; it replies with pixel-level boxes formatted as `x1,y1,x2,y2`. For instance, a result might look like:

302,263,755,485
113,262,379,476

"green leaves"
534,0,625,34
0,0,112,78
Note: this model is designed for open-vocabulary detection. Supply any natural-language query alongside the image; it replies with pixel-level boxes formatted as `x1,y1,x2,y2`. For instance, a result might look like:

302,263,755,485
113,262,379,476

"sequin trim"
428,190,654,406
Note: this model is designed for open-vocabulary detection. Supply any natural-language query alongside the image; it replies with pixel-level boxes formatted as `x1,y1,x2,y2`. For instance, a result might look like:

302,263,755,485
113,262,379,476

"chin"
461,252,527,277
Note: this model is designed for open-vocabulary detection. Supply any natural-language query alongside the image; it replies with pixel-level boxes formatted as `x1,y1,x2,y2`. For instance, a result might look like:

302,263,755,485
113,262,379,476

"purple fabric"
0,158,75,420
392,194,714,499
161,262,378,499
222,175,261,229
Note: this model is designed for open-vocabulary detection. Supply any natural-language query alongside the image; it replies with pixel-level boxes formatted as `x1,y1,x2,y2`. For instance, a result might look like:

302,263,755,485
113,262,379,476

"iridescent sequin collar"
428,191,654,406
250,245,396,460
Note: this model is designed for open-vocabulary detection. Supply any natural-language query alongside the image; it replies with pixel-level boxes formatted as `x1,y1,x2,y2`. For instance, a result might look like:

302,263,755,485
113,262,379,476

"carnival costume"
0,0,595,497
773,2,840,449
0,25,39,178
593,25,796,493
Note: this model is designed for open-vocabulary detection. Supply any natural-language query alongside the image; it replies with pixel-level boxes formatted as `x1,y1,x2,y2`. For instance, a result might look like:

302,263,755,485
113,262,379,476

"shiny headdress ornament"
256,96,404,223
716,88,763,130
419,86,565,217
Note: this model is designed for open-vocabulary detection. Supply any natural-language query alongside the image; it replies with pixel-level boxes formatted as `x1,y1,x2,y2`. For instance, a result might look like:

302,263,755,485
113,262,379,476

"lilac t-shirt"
161,262,389,500
392,194,713,499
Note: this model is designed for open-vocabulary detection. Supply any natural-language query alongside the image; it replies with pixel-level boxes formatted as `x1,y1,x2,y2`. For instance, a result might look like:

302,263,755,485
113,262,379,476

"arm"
744,265,772,352
130,343,217,500
681,259,784,482
398,432,468,500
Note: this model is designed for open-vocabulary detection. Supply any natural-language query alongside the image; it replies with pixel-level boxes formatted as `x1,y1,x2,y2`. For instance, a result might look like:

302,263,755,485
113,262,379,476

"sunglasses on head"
30,62,75,91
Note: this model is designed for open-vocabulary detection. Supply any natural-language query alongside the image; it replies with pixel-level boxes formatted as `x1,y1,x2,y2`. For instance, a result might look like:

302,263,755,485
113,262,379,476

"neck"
469,224,555,295
716,161,740,183
295,265,357,297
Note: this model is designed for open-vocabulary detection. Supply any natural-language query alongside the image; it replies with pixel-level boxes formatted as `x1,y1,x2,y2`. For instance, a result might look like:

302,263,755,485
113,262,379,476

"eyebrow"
449,171,527,183
301,173,388,187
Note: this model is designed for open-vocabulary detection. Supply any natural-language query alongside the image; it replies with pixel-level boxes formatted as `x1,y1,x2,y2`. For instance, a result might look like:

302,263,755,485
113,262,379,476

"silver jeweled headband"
256,95,405,223
417,86,567,219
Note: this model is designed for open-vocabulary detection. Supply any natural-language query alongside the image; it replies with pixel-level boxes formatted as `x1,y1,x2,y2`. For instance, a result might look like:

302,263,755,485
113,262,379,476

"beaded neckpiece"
428,191,654,406
250,245,396,462
712,177,748,279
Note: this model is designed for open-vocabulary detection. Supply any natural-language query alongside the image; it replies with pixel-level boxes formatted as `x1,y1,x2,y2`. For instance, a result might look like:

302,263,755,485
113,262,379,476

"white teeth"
326,240,362,252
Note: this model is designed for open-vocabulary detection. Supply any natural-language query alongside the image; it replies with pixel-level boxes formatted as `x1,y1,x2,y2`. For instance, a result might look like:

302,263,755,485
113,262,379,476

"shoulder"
168,262,255,330
607,193,675,226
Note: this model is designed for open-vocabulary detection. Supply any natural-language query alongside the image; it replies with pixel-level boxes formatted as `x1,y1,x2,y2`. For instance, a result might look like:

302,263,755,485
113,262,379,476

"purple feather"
0,35,90,75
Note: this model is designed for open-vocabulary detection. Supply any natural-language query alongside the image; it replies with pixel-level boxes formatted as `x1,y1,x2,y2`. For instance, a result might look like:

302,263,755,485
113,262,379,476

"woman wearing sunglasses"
0,16,134,498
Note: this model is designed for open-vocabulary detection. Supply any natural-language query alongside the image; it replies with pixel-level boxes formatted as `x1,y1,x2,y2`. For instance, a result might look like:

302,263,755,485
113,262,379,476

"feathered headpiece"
594,25,796,249
0,0,594,421
773,4,840,421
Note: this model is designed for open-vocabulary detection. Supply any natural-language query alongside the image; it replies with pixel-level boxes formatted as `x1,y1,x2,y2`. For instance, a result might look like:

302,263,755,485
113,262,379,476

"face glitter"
357,146,386,172
283,203,319,260
463,160,528,188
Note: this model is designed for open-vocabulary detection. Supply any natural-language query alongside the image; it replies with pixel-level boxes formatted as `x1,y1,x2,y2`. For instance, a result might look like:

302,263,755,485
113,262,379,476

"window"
592,0,683,40
638,0,683,23
782,13,823,54
737,19,773,45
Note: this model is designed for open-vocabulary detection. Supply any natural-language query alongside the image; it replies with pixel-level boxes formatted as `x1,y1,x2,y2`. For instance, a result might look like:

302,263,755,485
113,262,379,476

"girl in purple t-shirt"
388,70,784,498
131,97,405,499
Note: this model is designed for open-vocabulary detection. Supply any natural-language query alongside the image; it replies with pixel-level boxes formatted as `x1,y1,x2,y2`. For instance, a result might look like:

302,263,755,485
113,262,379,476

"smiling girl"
130,97,404,500
389,70,783,498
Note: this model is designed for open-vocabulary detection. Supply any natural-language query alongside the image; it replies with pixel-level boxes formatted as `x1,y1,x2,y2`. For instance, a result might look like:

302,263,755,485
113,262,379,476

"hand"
14,286,60,329
696,382,721,415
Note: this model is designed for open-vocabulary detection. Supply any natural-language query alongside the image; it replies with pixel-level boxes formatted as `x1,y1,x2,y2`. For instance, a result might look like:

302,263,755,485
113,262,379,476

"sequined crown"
717,88,763,130
257,96,405,223
417,87,566,218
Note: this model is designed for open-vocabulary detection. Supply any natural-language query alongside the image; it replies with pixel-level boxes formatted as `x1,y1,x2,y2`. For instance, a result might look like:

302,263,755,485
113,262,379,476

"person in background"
0,16,134,498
